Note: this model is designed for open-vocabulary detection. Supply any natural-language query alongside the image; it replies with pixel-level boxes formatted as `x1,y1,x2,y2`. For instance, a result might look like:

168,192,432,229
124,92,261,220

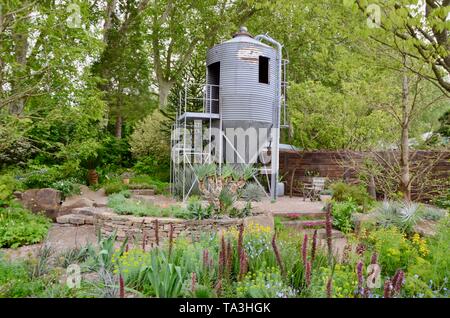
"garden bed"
93,210,271,246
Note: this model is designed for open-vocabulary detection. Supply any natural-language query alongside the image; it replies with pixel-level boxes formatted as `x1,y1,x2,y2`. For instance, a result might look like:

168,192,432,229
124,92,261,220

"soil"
2,192,334,262
248,196,325,214
1,224,97,262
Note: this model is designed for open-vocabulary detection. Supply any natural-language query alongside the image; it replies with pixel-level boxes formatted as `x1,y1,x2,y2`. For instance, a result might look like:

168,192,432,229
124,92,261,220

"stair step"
56,213,94,225
130,189,155,196
273,212,327,219
301,228,345,240
282,219,327,228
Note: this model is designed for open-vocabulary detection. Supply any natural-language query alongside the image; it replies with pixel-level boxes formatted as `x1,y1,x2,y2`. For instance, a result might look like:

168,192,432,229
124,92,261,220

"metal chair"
302,177,326,201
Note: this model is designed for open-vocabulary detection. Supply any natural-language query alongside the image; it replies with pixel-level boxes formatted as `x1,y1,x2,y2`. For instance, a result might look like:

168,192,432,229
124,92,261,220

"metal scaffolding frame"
170,82,273,202
170,34,288,202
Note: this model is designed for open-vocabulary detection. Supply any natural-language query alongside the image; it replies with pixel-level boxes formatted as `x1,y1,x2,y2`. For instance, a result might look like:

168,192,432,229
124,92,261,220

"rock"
130,189,155,196
21,188,62,221
60,197,94,212
71,207,95,216
84,216,94,225
243,214,274,230
68,215,85,225
414,220,437,237
56,215,71,224
79,185,107,200
13,191,23,200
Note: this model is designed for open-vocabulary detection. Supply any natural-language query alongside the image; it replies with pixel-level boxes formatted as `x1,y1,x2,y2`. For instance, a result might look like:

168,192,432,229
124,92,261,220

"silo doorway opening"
207,62,220,114
259,56,269,84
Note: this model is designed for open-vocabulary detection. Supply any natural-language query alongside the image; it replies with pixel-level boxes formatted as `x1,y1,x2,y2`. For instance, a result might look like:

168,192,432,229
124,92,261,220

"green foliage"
0,254,52,297
133,156,170,182
0,203,51,248
193,164,217,181
236,269,297,298
107,192,185,218
332,200,357,233
331,182,373,210
407,217,450,292
129,175,169,195
365,226,420,276
183,196,213,220
310,264,358,298
0,175,21,203
50,178,81,198
129,110,170,180
375,201,425,234
240,183,265,202
103,181,128,195
19,163,84,189
432,189,450,210
289,81,397,150
419,206,447,221
141,251,184,298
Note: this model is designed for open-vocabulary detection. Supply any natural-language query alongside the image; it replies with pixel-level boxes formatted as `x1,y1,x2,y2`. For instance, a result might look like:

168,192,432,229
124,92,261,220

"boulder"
21,188,62,221
60,197,94,212
414,220,437,237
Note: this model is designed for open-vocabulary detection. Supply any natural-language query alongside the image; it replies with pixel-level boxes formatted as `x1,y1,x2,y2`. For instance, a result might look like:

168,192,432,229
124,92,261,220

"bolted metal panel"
206,34,277,124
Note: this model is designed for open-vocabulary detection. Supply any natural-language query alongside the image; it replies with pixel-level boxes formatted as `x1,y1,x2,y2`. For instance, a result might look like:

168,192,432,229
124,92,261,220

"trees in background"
354,0,450,94
0,0,448,190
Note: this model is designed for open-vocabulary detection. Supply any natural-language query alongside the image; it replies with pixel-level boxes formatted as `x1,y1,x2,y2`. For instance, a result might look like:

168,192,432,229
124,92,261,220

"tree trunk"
10,27,29,115
115,115,123,139
400,72,411,202
158,79,174,108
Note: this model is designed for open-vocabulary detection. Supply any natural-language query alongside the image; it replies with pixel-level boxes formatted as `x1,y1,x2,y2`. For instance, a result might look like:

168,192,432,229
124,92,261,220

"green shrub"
182,196,212,220
50,178,81,198
133,156,170,182
407,217,450,292
365,226,420,276
431,189,450,210
129,175,169,194
0,254,50,297
330,182,373,210
19,162,84,189
0,175,21,203
419,205,447,221
141,251,184,298
236,268,297,298
107,192,185,218
375,201,423,234
0,203,51,248
103,181,128,195
310,264,358,298
241,183,265,202
332,200,357,233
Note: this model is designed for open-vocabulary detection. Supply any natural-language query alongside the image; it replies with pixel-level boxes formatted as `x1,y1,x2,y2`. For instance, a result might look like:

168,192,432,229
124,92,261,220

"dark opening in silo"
259,56,269,84
207,62,220,113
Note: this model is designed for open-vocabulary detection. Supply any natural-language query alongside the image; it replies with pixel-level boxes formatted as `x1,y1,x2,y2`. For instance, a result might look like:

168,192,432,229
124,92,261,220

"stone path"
251,196,325,214
3,191,348,262
1,224,97,262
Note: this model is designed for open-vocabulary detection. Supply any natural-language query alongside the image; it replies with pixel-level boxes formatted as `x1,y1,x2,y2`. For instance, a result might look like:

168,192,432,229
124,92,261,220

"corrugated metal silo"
206,27,277,163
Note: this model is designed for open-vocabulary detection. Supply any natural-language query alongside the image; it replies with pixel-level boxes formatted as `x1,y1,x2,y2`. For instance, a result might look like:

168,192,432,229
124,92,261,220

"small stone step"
273,211,327,219
71,207,95,216
303,228,345,239
130,189,155,196
283,219,327,229
56,214,87,225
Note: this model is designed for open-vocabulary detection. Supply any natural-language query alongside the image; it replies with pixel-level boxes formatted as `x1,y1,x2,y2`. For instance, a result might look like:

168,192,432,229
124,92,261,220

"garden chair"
302,177,327,201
